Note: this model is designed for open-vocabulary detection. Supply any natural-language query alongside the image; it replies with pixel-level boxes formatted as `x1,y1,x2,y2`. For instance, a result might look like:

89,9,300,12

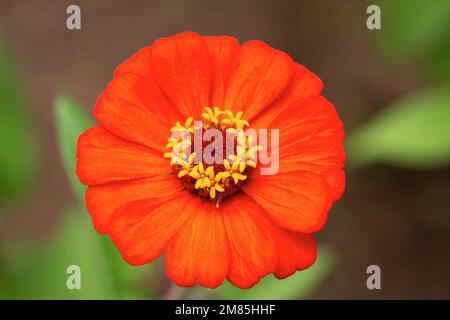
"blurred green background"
0,0,449,299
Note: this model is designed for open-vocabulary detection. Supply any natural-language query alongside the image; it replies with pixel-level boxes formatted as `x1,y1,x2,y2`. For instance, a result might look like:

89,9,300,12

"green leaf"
381,0,450,80
382,0,450,57
4,206,118,299
53,96,151,299
54,95,92,202
216,246,335,300
0,40,38,202
4,206,151,299
346,87,450,169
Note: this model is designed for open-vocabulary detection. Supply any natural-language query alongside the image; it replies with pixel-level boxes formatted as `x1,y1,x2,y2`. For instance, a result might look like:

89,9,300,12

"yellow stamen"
231,173,247,184
164,107,262,200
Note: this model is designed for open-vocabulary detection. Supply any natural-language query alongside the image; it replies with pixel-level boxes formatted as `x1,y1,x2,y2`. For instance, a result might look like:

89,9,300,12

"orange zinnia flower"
76,32,345,289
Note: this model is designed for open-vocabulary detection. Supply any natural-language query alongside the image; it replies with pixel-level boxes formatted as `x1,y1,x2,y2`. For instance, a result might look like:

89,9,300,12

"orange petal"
94,73,181,152
268,95,345,200
252,63,323,128
243,170,334,233
221,195,277,288
149,32,212,118
109,192,195,266
76,126,168,185
86,176,182,234
166,200,229,288
113,45,152,77
204,36,240,107
273,230,316,279
224,40,293,120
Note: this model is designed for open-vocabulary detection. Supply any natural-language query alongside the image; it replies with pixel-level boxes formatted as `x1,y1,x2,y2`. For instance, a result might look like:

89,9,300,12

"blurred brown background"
0,0,449,299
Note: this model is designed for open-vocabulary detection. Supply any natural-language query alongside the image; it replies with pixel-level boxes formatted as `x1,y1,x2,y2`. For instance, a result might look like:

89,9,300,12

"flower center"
163,107,261,206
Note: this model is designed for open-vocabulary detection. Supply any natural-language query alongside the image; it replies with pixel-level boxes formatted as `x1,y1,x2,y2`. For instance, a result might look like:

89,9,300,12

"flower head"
76,32,345,289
